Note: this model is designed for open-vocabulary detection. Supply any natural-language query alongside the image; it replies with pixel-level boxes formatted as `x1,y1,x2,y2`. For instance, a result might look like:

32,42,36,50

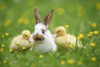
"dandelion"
24,19,29,24
77,61,82,65
1,44,5,47
0,2,6,10
39,54,43,58
14,42,17,45
0,48,4,52
69,44,74,48
91,57,96,61
67,5,74,12
22,46,26,50
9,48,13,52
61,60,65,65
5,33,9,36
87,32,93,37
28,0,36,6
4,20,11,27
90,43,95,47
31,63,36,67
77,5,85,17
94,30,99,35
67,59,75,64
87,34,92,37
3,60,7,64
92,23,96,28
18,18,24,24
1,35,4,38
77,34,83,40
65,25,69,28
96,3,100,10
56,8,65,15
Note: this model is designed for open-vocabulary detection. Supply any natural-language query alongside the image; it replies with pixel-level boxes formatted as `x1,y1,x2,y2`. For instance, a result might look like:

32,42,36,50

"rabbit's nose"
33,34,44,41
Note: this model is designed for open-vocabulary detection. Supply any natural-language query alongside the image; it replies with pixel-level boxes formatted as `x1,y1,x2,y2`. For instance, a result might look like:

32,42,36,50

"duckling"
54,26,83,49
10,30,34,51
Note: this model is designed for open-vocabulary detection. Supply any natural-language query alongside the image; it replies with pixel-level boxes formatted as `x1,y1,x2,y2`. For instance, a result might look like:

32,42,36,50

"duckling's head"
55,26,66,36
22,30,31,40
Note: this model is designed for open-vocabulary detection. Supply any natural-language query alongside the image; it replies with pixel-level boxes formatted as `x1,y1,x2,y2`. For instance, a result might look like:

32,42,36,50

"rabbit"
10,30,34,51
31,8,57,53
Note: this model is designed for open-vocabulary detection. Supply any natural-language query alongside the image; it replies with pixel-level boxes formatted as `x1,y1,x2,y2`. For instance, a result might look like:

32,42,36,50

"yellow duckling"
10,30,34,51
54,26,83,49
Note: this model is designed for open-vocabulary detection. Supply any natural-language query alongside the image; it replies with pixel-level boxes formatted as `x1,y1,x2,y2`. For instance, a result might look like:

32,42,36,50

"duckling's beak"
28,38,33,42
52,34,58,38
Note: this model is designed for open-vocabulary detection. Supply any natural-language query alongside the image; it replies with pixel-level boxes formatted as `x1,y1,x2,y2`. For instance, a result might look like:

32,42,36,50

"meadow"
0,0,100,67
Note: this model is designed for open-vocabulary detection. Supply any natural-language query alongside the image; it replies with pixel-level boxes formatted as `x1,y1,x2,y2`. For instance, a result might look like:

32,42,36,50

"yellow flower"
56,8,65,15
77,5,85,17
90,43,95,47
4,20,11,27
61,60,65,64
96,3,100,10
31,63,36,67
77,61,82,65
87,32,93,37
92,23,96,28
87,34,92,37
1,35,4,38
0,48,4,52
69,44,74,48
18,18,24,24
14,42,17,45
1,44,5,47
94,30,99,35
5,33,9,36
24,19,29,24
39,54,43,58
28,0,36,6
3,60,7,64
0,2,6,10
9,48,13,52
67,5,74,12
65,25,69,28
67,59,75,64
91,57,96,61
22,46,26,50
77,34,83,40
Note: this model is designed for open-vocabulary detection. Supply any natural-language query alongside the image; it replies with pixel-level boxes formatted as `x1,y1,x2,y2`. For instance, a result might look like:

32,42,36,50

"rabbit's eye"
41,29,45,34
42,30,45,34
58,31,60,32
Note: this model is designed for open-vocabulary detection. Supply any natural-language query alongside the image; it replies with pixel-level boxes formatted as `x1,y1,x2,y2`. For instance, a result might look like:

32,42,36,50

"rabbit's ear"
43,9,54,27
34,8,41,24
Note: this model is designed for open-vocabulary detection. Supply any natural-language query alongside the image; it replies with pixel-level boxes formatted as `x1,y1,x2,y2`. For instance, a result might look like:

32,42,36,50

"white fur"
31,23,57,53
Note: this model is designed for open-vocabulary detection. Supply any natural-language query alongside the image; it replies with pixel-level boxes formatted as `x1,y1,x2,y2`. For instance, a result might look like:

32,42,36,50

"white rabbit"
31,8,57,53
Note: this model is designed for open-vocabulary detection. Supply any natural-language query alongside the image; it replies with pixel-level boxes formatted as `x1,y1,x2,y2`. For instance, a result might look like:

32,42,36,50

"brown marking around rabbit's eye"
33,34,44,41
41,29,45,34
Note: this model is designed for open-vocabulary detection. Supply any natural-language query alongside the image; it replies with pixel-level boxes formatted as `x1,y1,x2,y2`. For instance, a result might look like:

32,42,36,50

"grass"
0,0,100,67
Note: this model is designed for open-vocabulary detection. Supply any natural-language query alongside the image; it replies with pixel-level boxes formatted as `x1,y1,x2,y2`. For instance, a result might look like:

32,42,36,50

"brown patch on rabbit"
33,34,44,42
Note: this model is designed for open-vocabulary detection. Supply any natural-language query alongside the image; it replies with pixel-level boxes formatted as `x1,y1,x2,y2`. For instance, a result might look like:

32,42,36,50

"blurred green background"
0,0,100,67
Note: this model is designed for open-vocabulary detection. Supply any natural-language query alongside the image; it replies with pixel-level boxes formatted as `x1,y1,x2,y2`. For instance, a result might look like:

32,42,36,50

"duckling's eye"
58,31,60,32
24,35,27,37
